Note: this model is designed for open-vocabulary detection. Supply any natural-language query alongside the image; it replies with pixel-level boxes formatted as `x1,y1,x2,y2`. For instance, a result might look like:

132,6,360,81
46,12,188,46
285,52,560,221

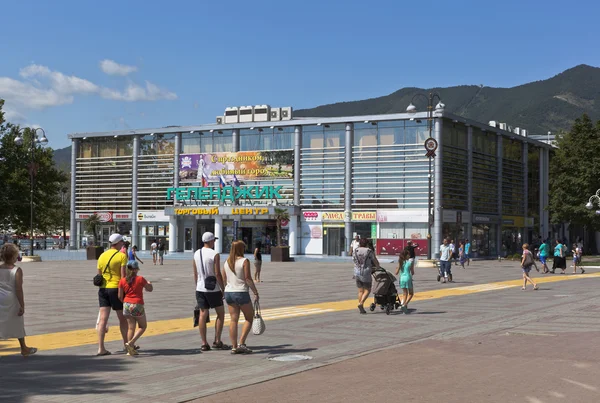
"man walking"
193,232,228,351
96,233,129,356
158,240,166,265
439,238,452,283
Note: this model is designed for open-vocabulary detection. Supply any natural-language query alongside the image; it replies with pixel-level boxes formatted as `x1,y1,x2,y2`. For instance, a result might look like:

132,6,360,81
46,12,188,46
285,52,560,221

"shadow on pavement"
143,348,203,356
0,354,129,403
251,344,318,355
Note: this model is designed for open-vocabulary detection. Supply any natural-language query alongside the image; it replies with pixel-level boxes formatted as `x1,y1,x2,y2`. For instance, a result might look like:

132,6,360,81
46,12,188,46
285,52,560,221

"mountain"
295,64,600,136
52,65,600,170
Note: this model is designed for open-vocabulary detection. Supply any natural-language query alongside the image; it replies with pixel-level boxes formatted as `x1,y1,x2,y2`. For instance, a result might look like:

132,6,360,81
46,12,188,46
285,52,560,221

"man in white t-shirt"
439,238,452,283
193,232,228,351
350,235,360,256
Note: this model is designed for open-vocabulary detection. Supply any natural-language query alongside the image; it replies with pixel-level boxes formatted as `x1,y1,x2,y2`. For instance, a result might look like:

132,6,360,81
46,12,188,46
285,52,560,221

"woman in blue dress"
395,249,414,313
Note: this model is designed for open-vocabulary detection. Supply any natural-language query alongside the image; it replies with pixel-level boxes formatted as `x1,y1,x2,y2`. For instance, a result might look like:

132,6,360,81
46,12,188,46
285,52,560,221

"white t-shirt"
440,244,451,261
194,247,220,293
151,242,157,253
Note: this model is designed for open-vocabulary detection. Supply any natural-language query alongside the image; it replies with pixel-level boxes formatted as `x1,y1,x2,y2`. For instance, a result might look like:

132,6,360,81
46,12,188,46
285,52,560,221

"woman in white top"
0,243,37,356
221,240,259,354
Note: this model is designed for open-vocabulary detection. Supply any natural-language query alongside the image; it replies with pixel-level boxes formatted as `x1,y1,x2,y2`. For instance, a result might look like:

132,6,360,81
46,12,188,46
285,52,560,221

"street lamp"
585,189,600,211
60,187,68,249
14,127,49,256
406,92,444,259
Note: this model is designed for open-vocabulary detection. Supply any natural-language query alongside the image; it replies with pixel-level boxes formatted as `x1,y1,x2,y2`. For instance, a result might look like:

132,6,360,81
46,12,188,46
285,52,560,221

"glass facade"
352,120,429,209
502,139,525,216
182,129,233,153
442,123,468,211
528,145,541,239
138,134,175,210
472,128,498,215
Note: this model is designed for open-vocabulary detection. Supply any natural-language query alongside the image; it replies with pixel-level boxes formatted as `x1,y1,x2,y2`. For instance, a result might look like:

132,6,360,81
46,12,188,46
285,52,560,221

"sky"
1,0,599,150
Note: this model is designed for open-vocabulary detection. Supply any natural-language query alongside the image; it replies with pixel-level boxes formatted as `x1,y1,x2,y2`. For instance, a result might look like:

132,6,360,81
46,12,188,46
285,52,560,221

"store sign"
167,186,283,201
352,212,376,221
302,211,322,222
232,208,269,215
174,208,219,215
75,211,113,222
114,213,133,220
376,209,428,223
179,150,294,183
322,212,344,221
137,211,168,222
473,215,499,224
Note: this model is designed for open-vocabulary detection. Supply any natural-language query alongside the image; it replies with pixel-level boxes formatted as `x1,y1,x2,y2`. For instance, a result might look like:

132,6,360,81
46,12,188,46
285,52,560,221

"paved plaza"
1,257,600,402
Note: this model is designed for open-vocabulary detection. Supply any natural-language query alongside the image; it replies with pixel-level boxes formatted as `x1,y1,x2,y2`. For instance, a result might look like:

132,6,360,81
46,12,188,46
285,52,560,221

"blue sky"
1,0,599,149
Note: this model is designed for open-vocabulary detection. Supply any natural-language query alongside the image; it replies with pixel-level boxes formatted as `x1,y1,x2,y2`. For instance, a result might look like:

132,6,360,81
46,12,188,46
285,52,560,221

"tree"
274,207,290,247
0,99,69,236
83,214,102,246
548,114,600,249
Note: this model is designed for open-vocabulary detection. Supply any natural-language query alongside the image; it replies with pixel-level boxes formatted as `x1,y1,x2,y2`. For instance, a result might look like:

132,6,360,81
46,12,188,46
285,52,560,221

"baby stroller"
369,267,401,315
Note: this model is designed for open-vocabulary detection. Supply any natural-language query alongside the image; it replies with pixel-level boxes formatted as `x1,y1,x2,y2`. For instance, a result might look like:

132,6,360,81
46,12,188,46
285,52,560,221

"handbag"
199,249,217,291
93,251,118,287
523,251,535,267
252,299,266,335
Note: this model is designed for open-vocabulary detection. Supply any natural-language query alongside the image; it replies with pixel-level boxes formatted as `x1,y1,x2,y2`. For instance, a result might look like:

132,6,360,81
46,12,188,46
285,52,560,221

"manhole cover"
268,354,313,362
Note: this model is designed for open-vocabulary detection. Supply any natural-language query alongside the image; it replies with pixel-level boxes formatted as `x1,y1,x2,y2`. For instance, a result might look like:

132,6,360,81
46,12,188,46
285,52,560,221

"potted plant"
271,207,290,262
84,214,104,260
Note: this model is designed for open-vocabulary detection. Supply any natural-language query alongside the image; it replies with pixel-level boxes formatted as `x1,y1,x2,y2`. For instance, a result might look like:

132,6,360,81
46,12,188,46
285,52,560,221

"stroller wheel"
437,274,441,282
385,304,391,315
369,303,376,312
395,303,400,309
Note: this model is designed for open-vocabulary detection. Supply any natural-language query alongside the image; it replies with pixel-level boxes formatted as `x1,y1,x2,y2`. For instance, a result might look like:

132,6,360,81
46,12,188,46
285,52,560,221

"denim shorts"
225,292,251,306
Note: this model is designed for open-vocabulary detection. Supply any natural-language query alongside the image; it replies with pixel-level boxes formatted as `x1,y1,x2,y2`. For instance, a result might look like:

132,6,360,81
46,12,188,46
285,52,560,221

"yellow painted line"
1,272,598,356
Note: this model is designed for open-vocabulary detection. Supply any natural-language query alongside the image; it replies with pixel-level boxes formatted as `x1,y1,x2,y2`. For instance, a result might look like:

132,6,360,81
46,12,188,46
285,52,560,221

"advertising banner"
322,212,344,221
179,150,293,183
376,239,428,256
352,212,376,221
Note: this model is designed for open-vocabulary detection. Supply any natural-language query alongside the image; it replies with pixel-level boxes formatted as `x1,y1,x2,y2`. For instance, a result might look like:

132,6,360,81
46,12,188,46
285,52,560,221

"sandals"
533,286,539,291
22,347,38,357
96,350,111,356
231,344,253,354
201,344,212,351
212,341,229,350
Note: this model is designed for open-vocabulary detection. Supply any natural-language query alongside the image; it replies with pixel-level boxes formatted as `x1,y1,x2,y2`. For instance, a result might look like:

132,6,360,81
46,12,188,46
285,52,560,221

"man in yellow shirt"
96,233,128,356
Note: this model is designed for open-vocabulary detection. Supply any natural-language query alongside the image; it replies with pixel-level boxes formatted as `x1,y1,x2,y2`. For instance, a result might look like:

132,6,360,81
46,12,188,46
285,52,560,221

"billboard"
179,150,293,183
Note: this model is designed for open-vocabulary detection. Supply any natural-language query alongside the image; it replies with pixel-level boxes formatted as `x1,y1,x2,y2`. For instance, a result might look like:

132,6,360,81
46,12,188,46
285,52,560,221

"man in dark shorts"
193,232,228,351
96,233,128,356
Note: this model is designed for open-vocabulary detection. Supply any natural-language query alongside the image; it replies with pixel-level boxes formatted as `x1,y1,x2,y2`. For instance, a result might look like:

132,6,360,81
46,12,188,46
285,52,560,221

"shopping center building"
68,105,552,258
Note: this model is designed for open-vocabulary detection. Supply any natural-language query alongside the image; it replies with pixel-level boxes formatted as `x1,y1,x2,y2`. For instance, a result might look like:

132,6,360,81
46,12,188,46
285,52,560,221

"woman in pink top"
221,241,259,354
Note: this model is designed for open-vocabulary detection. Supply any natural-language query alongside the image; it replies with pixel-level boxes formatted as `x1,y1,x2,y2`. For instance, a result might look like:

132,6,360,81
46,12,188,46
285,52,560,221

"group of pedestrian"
537,239,584,275
351,236,417,314
150,239,166,265
93,232,260,357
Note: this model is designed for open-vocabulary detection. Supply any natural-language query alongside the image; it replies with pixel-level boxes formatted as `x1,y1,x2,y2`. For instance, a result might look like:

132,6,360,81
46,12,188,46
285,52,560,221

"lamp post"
406,92,445,259
14,128,49,256
60,187,68,249
585,189,600,212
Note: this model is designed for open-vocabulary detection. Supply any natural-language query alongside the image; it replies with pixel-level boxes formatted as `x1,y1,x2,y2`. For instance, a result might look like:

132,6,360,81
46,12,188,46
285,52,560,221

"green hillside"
295,64,600,136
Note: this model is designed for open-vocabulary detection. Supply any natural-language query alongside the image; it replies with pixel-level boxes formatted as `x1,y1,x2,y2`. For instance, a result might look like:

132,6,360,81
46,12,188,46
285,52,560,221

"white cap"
109,233,124,245
202,232,218,243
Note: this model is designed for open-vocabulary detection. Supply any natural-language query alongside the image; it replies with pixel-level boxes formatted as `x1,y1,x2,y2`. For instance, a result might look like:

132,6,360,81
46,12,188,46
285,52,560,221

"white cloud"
100,59,138,76
0,62,177,123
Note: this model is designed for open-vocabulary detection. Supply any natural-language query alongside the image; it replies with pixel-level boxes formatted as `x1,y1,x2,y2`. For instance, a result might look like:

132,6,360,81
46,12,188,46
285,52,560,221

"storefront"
471,214,499,257
442,210,470,245
376,210,429,256
501,215,527,256
137,211,169,250
75,212,132,248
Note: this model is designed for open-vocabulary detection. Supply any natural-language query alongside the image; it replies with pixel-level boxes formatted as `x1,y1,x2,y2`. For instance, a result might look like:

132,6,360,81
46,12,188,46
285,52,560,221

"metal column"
343,123,353,256
233,129,239,152
522,142,529,244
131,135,139,248
433,118,443,258
169,132,181,252
69,139,78,249
466,125,473,243
294,126,302,206
497,134,503,257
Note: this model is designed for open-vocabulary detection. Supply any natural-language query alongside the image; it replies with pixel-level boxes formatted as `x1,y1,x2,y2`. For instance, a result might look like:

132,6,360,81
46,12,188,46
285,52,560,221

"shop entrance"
324,227,344,256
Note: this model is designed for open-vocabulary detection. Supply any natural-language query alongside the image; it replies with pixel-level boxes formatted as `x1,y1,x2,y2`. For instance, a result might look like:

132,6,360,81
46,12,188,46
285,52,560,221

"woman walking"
128,245,144,265
520,244,539,291
222,241,259,354
458,242,467,269
151,239,158,265
353,238,379,314
0,243,37,356
253,241,263,282
118,261,153,356
395,249,414,313
572,243,584,274
551,239,566,274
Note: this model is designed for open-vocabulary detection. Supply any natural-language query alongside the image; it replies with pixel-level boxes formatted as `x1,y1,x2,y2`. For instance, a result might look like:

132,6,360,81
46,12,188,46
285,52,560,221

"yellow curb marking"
1,272,598,356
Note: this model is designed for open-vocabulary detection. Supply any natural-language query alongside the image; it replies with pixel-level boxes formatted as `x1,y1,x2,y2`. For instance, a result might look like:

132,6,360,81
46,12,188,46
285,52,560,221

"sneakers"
231,344,253,354
401,305,409,314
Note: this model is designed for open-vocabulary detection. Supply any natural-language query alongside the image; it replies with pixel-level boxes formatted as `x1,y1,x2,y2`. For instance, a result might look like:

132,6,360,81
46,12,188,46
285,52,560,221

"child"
0,243,37,356
520,244,539,291
395,249,414,313
118,260,153,356
572,243,584,274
